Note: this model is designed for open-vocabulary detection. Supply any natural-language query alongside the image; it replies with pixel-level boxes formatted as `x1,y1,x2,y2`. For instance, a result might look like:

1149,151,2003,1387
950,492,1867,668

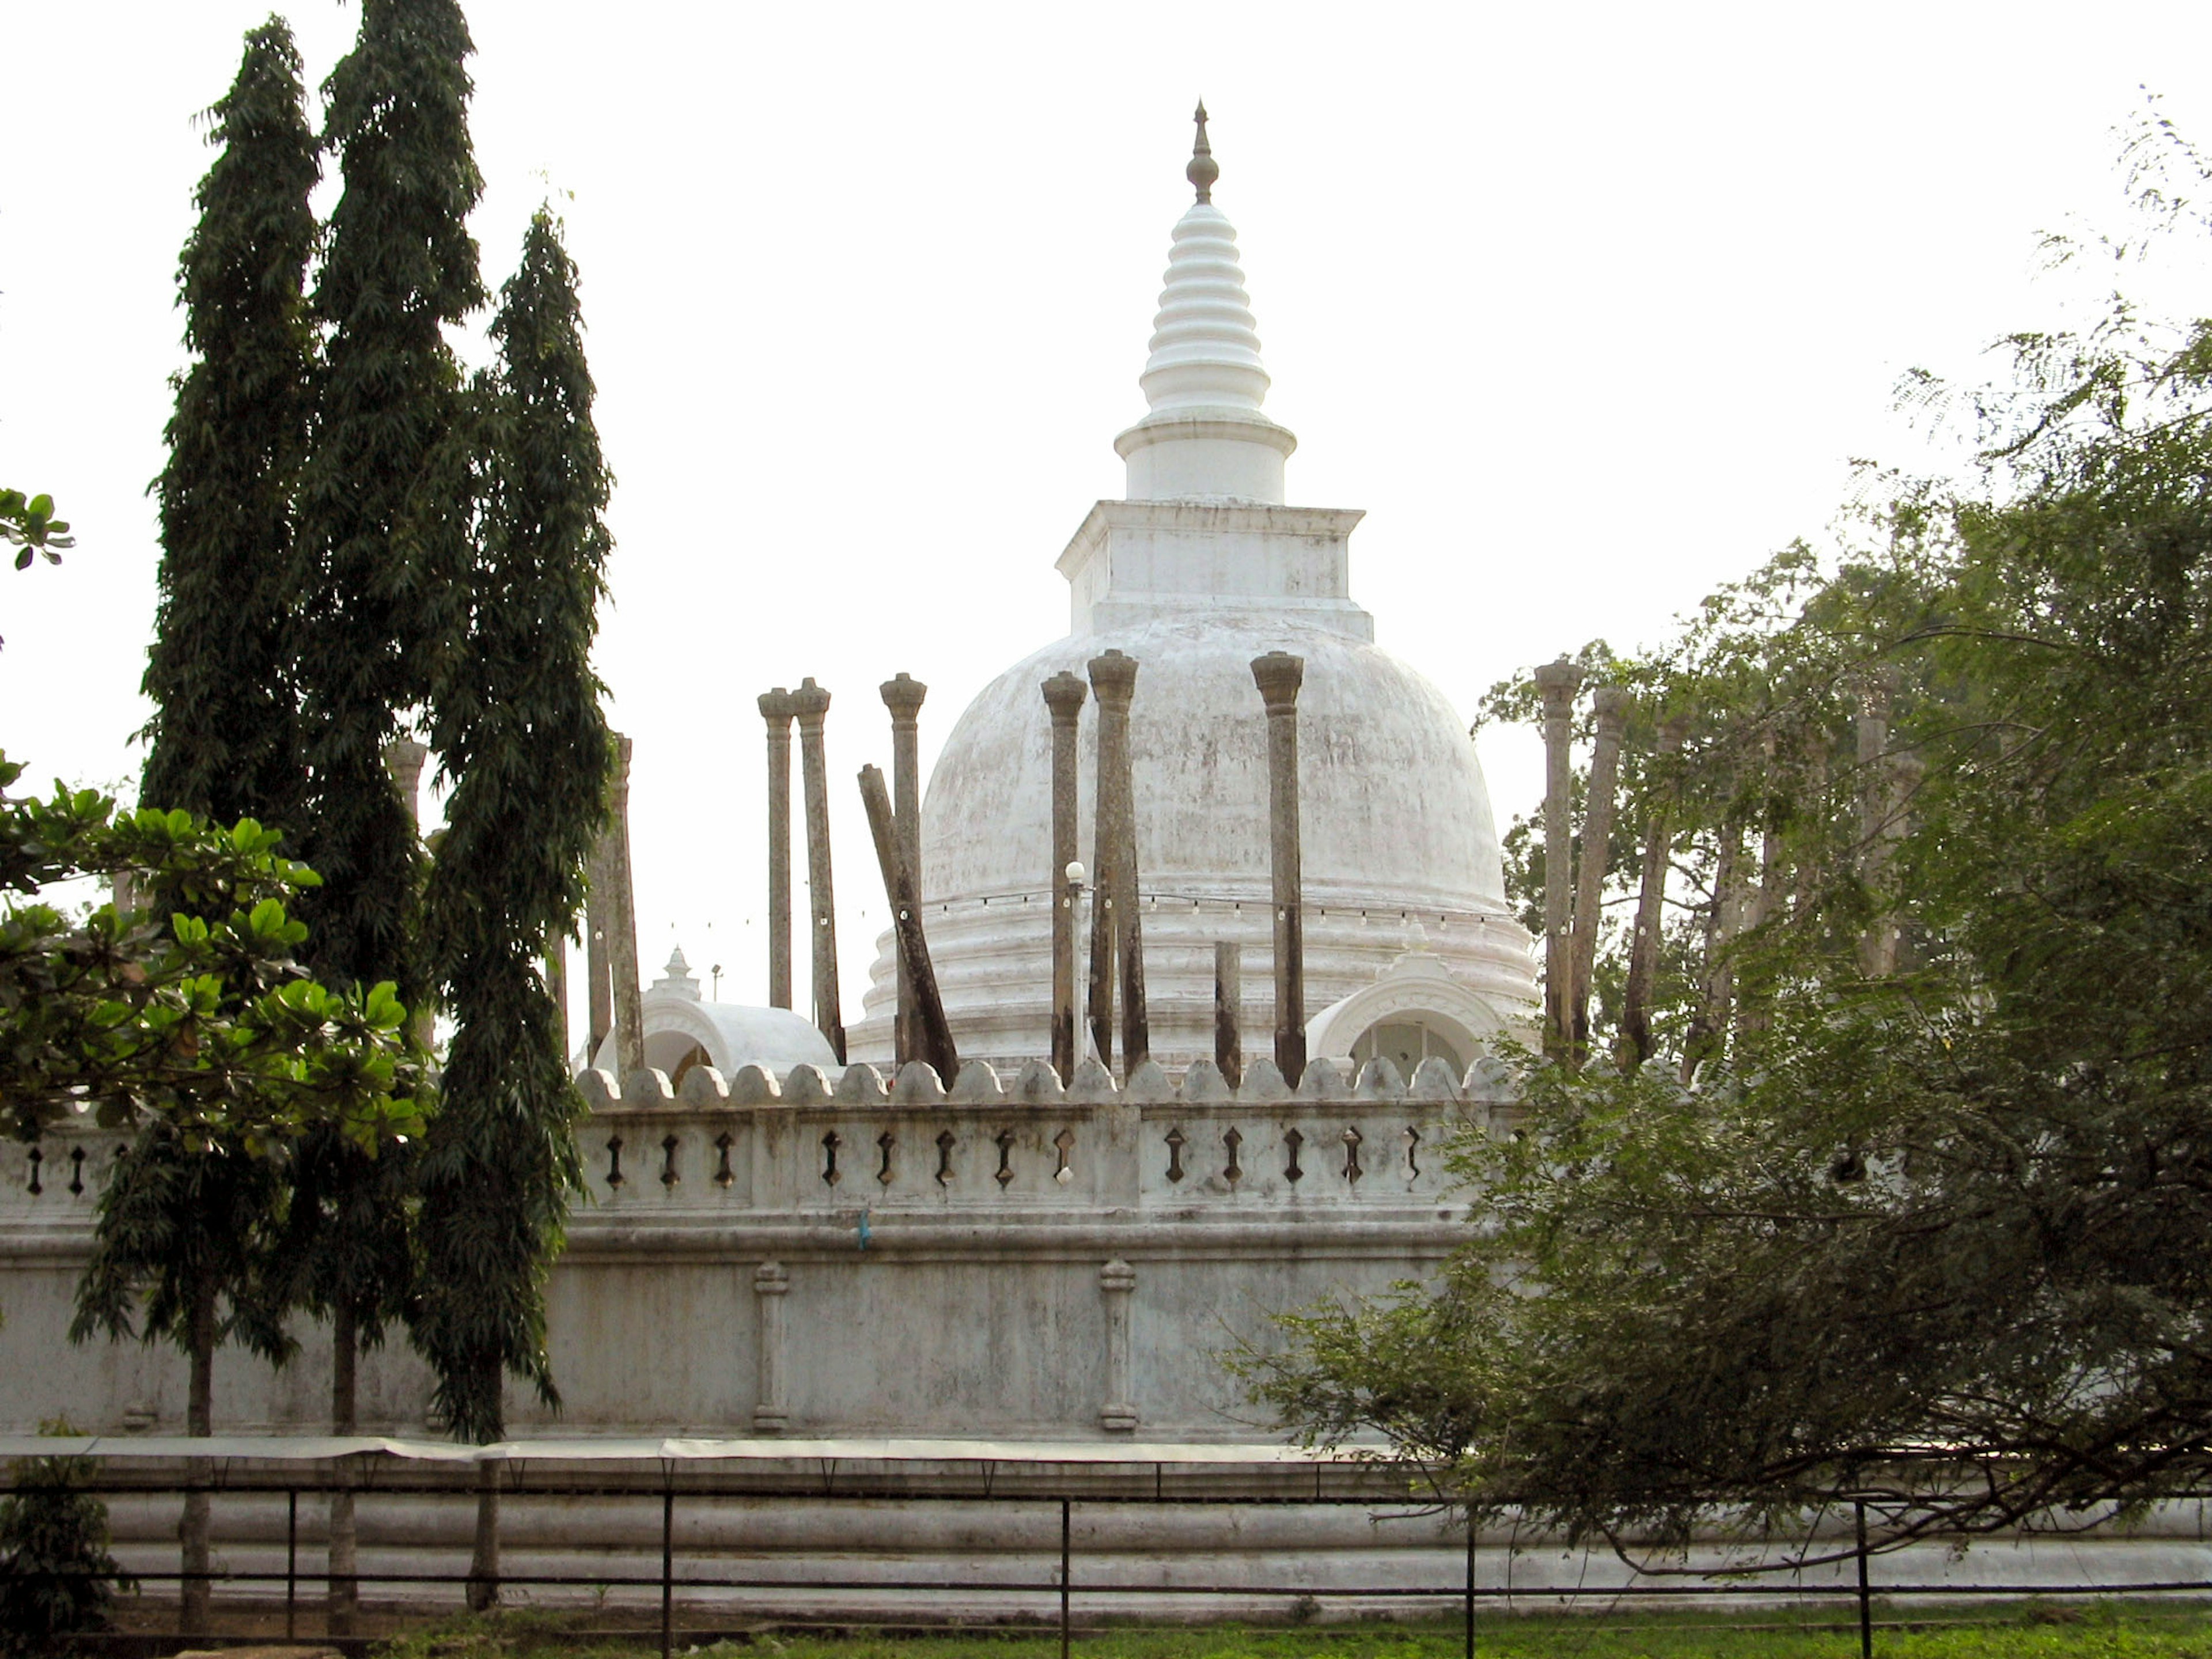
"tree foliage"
1251,131,2212,1563
141,16,318,836
294,0,484,1003
0,1427,134,1657
0,755,425,1151
414,209,612,1443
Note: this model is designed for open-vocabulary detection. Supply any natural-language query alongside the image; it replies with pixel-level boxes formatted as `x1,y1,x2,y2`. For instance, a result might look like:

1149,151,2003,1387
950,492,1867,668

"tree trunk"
466,1461,500,1612
180,1279,215,1635
328,1299,359,1636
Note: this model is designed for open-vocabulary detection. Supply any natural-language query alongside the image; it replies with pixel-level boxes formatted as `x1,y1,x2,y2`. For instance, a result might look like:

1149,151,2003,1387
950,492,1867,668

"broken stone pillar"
880,672,928,1066
1533,658,1584,1057
757,688,796,1010
859,763,957,1084
1251,651,1306,1088
605,734,645,1079
791,679,844,1063
1089,650,1146,1074
1214,941,1243,1089
1569,685,1628,1062
1043,671,1088,1083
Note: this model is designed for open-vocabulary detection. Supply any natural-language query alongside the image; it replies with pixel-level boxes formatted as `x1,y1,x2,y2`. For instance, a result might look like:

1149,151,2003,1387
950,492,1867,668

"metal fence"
11,1440,2212,1659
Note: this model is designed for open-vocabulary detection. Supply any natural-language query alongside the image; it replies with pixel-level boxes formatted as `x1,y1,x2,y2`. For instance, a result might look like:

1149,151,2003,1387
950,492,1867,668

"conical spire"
1115,106,1297,503
1188,100,1218,203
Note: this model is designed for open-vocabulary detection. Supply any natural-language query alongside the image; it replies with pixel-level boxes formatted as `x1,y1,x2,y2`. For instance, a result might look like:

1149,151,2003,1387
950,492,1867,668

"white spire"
1115,104,1297,504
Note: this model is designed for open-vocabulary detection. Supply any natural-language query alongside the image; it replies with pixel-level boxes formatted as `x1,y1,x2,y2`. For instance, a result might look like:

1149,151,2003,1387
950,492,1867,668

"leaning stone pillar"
1089,650,1146,1074
791,679,844,1063
880,673,928,1065
1569,685,1628,1062
1251,651,1306,1087
758,688,796,1010
605,734,646,1079
1533,658,1584,1058
1043,672,1088,1083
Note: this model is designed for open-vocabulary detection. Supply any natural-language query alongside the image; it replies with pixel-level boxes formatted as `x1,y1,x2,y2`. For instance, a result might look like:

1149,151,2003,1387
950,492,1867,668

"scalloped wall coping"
590,1054,1505,1111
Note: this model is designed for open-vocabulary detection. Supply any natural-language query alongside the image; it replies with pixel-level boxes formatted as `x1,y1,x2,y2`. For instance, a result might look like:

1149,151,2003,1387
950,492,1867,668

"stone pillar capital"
758,687,797,728
790,677,832,725
1592,684,1631,730
1041,670,1088,722
1533,657,1583,718
879,671,927,722
1087,649,1138,706
1249,649,1305,714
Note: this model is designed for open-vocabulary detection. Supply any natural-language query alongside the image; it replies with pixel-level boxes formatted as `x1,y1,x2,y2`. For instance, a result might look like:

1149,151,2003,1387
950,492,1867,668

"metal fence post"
1855,1499,1872,1659
285,1488,298,1640
1464,1516,1475,1659
661,1483,676,1659
1060,1497,1072,1659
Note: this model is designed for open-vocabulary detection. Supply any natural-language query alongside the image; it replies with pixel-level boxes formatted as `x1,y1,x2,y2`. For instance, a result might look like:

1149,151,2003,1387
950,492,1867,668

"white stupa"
850,108,1537,1074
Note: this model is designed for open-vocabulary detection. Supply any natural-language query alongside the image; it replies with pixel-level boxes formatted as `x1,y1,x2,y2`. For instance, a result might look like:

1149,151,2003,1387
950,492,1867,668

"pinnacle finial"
1187,100,1218,203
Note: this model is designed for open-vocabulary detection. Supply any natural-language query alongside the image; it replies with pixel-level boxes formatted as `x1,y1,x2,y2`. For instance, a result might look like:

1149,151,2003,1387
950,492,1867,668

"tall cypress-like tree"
290,0,482,1620
294,0,484,1002
141,16,317,830
113,24,317,1635
415,208,612,1608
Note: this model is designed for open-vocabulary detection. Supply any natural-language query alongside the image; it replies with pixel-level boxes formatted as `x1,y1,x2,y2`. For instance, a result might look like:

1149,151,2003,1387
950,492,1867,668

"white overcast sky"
6,2,2211,1022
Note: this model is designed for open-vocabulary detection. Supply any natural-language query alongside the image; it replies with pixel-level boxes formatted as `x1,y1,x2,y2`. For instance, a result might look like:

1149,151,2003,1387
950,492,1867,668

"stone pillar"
1533,658,1584,1057
791,679,844,1063
1099,1257,1138,1433
1569,685,1628,1062
385,739,432,1048
1623,714,1688,1069
1251,651,1306,1088
1214,941,1243,1089
1043,672,1088,1084
605,734,646,1079
585,866,613,1060
1088,650,1146,1073
752,1260,790,1436
880,673,928,1065
385,738,429,827
1857,673,1901,979
758,689,796,1010
546,938,568,1067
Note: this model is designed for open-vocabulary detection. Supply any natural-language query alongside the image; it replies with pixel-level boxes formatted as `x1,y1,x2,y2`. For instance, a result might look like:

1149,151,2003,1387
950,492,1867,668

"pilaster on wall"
1099,1257,1138,1433
754,1259,791,1435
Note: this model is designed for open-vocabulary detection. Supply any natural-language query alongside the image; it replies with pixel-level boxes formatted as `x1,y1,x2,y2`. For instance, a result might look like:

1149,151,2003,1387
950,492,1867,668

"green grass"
366,1601,2212,1659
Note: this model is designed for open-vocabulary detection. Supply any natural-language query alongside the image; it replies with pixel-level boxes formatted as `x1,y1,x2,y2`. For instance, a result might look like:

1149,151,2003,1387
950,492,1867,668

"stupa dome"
850,109,1537,1071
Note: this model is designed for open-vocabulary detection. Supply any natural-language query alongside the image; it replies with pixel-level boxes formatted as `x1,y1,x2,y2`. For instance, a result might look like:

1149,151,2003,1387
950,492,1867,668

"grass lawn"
366,1602,2212,1659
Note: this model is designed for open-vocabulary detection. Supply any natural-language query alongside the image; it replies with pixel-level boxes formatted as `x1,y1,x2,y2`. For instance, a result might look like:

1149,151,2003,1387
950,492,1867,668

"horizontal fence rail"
13,1445,2212,1659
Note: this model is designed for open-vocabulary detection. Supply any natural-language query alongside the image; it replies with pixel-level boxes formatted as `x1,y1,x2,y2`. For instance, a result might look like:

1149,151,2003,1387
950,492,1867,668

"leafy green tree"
1252,144,2212,1566
0,1425,136,1657
140,16,318,835
414,207,613,1608
0,752,422,1633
